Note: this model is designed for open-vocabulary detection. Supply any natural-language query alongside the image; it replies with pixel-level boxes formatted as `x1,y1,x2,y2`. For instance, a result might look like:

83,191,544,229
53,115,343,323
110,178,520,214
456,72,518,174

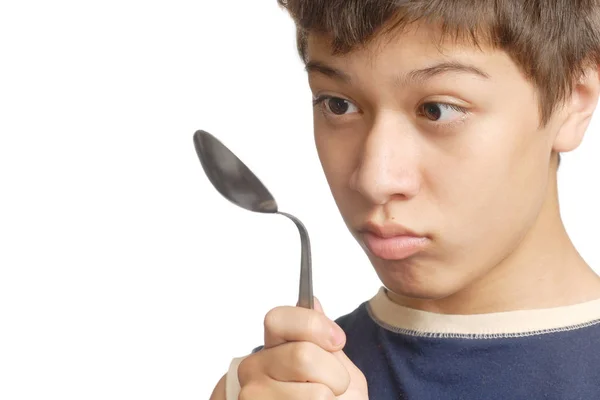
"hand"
237,298,369,399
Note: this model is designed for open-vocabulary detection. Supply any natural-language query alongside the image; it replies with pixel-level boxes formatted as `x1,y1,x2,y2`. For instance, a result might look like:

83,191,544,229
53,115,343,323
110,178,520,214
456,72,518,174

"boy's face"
306,24,568,302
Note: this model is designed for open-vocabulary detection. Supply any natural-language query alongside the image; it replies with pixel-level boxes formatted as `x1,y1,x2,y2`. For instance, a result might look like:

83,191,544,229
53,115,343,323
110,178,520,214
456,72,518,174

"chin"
371,257,464,301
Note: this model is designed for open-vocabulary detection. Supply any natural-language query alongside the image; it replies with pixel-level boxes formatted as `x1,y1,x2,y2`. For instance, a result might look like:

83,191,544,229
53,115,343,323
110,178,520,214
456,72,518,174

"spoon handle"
278,212,313,310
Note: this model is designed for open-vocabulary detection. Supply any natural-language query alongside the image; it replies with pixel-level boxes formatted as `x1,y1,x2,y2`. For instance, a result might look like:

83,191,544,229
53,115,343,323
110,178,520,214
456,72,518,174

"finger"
238,343,350,395
238,343,349,397
334,350,360,373
333,350,368,388
239,380,335,400
264,342,351,396
263,306,345,351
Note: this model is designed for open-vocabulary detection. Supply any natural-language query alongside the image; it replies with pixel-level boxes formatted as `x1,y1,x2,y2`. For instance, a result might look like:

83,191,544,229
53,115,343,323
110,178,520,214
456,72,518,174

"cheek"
431,119,550,253
313,115,362,179
314,132,350,189
314,128,363,210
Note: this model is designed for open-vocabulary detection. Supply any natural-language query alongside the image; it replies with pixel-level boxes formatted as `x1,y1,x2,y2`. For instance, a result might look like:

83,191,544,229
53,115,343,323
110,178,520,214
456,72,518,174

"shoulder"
335,300,372,330
334,299,382,356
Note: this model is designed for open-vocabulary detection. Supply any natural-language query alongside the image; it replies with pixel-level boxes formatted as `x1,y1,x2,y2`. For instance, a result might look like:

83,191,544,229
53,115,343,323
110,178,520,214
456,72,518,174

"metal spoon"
193,130,314,309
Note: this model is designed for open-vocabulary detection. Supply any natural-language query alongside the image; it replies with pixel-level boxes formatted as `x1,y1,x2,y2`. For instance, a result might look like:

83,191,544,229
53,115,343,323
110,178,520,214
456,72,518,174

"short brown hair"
277,0,600,125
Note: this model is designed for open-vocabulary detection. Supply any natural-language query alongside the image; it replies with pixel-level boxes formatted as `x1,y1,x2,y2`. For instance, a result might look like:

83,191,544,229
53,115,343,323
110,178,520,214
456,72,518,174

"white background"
0,1,598,399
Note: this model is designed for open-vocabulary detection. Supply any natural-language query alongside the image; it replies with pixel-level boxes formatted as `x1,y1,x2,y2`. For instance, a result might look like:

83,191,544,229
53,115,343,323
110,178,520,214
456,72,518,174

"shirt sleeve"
225,356,247,400
225,346,264,400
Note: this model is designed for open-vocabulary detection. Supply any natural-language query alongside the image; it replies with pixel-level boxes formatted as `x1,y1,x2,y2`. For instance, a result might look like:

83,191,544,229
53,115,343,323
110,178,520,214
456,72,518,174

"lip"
362,221,422,238
361,222,429,260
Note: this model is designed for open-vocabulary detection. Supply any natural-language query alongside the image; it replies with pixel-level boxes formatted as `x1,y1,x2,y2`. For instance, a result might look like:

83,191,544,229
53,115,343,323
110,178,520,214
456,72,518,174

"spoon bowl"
193,130,278,214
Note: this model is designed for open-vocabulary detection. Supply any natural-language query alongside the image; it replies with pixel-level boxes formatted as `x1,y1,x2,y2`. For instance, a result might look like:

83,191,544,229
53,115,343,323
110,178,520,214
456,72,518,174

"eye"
419,102,467,122
313,95,359,116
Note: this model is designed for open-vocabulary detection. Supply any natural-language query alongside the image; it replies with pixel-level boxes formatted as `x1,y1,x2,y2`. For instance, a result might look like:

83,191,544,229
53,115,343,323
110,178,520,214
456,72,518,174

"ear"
553,66,600,153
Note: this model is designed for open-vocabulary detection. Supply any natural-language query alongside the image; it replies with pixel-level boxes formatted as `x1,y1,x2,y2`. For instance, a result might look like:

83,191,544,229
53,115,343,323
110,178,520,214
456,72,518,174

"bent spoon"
193,130,313,309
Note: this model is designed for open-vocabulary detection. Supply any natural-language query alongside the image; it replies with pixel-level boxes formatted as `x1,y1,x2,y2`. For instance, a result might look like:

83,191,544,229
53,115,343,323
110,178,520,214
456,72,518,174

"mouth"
360,221,430,261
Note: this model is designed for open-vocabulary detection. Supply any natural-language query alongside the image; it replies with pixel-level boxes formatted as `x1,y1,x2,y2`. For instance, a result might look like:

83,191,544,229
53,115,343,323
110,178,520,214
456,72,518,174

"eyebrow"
305,61,352,83
405,62,490,84
305,60,490,85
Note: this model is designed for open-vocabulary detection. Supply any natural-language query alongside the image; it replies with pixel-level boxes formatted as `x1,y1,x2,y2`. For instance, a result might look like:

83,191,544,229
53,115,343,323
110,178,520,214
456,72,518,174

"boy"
211,0,600,399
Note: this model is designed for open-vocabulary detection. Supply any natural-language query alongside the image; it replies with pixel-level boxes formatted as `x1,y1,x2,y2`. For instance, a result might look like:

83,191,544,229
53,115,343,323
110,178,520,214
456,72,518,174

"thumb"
297,296,347,348
298,299,365,391
297,296,324,314
313,296,324,314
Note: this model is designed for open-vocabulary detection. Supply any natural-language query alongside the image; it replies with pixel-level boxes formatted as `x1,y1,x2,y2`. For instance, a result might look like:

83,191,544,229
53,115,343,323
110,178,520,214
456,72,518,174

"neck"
389,163,600,315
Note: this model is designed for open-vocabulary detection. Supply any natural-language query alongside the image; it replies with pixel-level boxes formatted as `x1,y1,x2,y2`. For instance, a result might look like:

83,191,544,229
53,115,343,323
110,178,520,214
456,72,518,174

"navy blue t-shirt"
335,287,600,399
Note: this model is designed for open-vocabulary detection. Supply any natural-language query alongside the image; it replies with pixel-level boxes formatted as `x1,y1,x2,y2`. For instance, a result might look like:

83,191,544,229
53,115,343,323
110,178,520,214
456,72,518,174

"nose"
349,116,421,205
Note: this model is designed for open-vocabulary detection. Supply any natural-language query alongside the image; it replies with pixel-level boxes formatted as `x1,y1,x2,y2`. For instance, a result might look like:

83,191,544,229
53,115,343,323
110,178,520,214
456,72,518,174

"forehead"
304,24,521,83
